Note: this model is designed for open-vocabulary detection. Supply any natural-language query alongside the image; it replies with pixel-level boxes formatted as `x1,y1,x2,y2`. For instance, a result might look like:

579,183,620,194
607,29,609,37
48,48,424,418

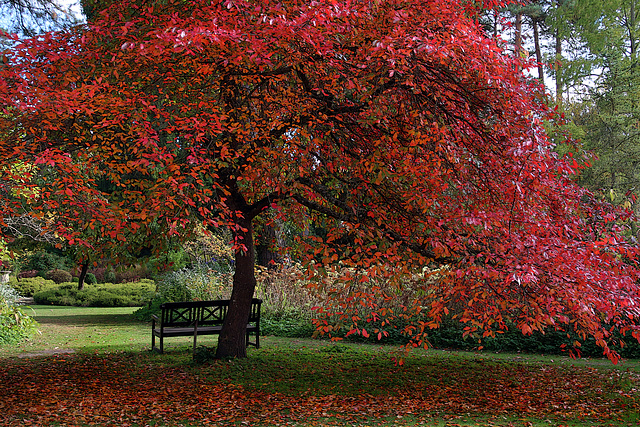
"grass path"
0,306,639,426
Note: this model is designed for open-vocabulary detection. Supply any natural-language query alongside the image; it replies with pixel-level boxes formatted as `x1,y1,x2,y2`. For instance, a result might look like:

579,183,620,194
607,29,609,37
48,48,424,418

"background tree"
547,0,640,217
2,0,640,361
0,0,81,36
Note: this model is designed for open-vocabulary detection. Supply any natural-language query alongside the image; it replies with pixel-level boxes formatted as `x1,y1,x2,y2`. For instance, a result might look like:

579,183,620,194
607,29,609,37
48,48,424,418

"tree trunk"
256,222,279,268
554,0,563,106
514,12,522,58
77,262,89,291
215,219,257,359
533,18,544,83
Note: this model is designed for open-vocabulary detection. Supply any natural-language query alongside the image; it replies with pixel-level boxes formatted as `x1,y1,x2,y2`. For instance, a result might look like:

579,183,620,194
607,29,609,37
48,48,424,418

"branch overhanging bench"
151,298,262,353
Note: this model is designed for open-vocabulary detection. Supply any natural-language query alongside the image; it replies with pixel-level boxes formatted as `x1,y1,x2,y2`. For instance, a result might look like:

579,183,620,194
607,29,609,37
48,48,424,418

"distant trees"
0,0,80,36
546,1,640,216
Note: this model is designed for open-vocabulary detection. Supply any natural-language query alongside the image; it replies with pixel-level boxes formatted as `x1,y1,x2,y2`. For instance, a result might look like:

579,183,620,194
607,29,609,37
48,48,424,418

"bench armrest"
151,314,159,329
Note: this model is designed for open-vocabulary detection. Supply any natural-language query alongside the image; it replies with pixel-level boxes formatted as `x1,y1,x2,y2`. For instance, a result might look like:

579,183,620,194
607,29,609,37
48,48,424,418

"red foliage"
0,353,636,426
1,0,640,360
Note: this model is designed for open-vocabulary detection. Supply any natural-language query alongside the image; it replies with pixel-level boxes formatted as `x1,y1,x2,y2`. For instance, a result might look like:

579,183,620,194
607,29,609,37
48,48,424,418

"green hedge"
258,312,640,359
328,317,640,359
7,277,58,297
32,280,155,307
261,315,316,338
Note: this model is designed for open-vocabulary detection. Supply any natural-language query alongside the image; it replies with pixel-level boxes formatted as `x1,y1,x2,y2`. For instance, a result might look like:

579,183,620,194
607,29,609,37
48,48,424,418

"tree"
552,0,640,213
0,0,81,36
2,0,640,361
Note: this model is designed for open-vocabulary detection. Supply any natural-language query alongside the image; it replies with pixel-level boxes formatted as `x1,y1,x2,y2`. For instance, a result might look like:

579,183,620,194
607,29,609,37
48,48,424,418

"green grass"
0,305,639,426
0,305,149,356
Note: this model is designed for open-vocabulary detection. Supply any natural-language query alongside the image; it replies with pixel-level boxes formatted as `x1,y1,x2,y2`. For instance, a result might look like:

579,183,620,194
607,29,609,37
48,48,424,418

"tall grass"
255,265,317,319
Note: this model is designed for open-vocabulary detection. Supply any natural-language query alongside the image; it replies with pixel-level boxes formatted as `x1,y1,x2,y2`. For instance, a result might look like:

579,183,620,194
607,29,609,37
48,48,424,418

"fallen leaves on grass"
0,352,637,426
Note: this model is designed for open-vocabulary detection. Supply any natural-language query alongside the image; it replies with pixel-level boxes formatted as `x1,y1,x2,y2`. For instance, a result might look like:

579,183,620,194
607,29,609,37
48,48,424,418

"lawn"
0,305,638,426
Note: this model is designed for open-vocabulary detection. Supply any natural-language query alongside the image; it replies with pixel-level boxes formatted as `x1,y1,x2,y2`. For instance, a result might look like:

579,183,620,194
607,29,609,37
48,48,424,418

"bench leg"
193,320,198,356
246,329,260,349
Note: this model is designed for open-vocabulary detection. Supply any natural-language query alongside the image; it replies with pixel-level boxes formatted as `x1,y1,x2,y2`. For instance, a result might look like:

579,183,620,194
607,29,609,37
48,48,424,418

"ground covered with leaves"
0,343,638,427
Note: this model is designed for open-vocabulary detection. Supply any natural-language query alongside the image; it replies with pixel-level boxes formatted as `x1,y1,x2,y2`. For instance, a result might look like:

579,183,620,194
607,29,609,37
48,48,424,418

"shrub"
146,249,189,278
134,262,232,320
255,265,317,320
85,273,97,285
18,270,38,279
46,269,73,284
116,265,149,283
159,262,232,301
88,267,106,283
25,251,68,273
0,282,21,305
0,284,38,344
9,277,57,297
104,269,117,283
261,315,316,338
33,280,155,307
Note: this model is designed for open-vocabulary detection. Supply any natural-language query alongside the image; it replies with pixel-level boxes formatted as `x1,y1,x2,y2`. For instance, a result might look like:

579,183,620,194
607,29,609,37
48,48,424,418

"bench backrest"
160,299,262,327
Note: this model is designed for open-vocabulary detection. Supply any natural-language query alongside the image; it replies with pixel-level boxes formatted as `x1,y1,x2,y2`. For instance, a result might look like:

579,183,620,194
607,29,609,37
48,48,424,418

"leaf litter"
0,349,638,426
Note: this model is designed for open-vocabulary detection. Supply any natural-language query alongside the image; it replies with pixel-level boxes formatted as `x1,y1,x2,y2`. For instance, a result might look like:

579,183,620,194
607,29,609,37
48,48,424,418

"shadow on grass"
28,305,146,327
34,313,145,327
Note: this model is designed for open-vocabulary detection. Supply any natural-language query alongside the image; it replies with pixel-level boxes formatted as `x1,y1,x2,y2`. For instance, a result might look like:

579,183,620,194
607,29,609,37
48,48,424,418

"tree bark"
532,18,544,83
215,219,257,359
77,262,89,291
554,1,563,106
514,12,523,58
256,222,279,268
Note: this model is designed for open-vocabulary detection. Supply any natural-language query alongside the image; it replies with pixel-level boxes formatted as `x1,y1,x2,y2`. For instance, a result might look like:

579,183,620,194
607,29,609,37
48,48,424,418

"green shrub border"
31,280,155,307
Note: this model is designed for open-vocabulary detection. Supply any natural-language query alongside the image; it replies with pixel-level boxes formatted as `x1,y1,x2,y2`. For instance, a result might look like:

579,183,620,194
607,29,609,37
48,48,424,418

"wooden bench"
151,298,262,353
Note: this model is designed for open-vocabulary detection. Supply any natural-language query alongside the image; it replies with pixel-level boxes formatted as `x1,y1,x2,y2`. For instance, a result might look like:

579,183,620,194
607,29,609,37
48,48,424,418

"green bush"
24,251,69,273
261,315,316,338
85,273,97,285
46,269,73,284
104,269,117,284
134,262,233,321
324,315,640,359
33,280,155,307
0,284,38,344
146,249,189,278
0,282,21,305
8,277,57,297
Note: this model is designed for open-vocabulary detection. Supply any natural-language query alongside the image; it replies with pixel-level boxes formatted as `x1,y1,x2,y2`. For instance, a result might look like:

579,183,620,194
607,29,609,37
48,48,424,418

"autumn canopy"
1,0,639,361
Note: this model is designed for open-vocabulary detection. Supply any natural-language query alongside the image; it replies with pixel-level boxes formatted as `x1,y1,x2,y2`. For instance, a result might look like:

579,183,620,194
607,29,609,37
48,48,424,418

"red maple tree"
1,0,639,361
